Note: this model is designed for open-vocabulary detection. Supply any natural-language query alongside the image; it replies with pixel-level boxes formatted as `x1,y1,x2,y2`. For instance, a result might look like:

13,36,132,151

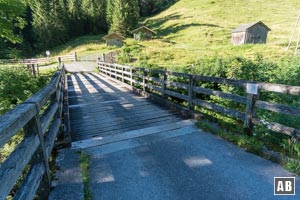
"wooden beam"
188,75,194,111
253,118,300,137
0,103,36,148
0,134,40,198
193,99,245,120
255,100,300,116
259,83,300,95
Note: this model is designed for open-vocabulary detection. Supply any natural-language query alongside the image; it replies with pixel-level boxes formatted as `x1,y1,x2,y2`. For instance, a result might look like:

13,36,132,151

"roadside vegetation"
0,67,55,163
80,152,92,200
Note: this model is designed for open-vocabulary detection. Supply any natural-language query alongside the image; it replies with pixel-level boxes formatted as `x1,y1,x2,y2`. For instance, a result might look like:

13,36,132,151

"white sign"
246,83,259,95
46,50,50,57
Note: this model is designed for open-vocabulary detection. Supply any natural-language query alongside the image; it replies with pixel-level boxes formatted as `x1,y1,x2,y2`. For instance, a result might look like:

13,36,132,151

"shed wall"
133,30,154,41
106,39,123,47
231,32,246,45
245,25,268,44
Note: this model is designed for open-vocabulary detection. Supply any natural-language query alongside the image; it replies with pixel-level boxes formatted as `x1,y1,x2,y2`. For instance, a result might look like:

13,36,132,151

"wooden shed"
103,32,126,47
231,21,271,45
132,26,156,41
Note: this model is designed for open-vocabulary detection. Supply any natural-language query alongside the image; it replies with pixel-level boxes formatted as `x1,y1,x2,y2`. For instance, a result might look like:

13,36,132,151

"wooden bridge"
0,60,300,199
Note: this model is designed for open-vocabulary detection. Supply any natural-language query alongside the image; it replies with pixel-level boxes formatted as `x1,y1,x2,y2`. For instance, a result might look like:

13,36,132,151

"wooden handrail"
97,61,300,138
0,64,66,199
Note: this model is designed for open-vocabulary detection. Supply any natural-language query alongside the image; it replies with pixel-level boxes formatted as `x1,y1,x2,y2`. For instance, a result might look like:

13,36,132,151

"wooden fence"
98,51,119,63
0,64,67,199
97,61,300,138
57,52,77,63
0,52,77,66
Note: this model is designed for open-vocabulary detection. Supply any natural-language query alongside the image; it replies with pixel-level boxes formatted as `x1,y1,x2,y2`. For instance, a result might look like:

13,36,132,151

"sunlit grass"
48,0,300,67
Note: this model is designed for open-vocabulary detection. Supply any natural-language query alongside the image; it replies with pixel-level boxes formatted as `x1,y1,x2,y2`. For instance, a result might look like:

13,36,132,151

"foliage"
0,0,26,43
196,120,264,155
284,159,300,175
117,43,141,64
82,0,107,33
108,0,140,36
31,0,67,49
0,66,52,114
80,152,92,200
281,137,300,159
0,0,176,57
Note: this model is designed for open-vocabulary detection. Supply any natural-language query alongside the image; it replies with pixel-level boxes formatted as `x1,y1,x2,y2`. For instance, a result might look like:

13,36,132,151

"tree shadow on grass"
146,13,182,30
146,13,223,39
158,23,223,37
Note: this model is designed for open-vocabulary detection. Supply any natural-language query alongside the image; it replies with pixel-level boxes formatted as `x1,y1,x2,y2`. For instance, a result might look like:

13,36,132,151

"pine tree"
106,0,114,29
109,0,140,36
31,0,67,49
0,0,26,43
127,0,139,30
66,0,85,36
82,0,107,33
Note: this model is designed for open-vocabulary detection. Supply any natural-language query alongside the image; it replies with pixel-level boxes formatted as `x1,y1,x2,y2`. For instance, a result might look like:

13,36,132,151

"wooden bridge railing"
97,61,300,138
0,64,66,199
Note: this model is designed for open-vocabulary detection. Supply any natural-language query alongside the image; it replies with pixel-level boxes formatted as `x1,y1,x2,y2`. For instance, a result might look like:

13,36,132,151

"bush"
0,66,51,114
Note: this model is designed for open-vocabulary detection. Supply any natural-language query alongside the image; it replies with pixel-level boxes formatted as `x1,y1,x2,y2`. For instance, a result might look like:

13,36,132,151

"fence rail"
0,64,66,199
97,61,300,138
0,53,77,65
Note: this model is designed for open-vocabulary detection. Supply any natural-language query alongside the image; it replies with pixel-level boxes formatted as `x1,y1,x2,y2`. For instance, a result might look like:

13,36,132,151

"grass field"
50,0,300,67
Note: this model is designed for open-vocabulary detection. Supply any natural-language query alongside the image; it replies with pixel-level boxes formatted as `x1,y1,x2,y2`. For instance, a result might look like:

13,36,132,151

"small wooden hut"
231,21,271,45
103,33,126,47
132,26,156,41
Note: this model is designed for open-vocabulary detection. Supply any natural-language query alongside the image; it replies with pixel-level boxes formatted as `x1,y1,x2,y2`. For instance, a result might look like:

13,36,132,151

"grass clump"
196,120,264,155
80,152,92,200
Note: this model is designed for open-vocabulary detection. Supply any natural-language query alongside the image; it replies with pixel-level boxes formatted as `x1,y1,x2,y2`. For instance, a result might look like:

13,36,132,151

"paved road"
50,63,299,200
84,126,298,200
64,61,97,73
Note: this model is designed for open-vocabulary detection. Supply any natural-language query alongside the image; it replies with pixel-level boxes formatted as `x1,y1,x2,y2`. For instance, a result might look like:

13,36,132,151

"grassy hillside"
141,0,300,66
51,0,300,67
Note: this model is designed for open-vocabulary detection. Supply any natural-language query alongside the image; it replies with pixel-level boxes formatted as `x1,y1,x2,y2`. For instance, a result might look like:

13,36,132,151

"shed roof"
103,32,126,40
232,21,271,33
132,26,156,34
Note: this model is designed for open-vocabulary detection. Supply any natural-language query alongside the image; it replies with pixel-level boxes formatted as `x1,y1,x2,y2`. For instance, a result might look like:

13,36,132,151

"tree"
109,0,139,36
82,0,107,33
0,0,26,43
31,0,67,49
106,0,114,29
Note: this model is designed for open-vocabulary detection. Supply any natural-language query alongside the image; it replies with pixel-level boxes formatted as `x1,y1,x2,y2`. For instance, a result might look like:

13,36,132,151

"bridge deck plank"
68,72,183,142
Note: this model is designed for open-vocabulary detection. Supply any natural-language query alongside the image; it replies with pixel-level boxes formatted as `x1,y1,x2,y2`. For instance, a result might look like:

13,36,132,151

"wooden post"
36,64,40,77
122,67,124,82
109,64,112,77
32,64,36,78
243,83,259,136
23,113,52,197
27,64,30,73
188,74,194,111
161,71,167,98
74,52,78,61
142,69,146,92
130,67,133,87
102,53,105,62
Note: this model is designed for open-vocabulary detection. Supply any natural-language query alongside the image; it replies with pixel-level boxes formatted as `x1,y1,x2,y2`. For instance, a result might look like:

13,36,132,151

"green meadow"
51,0,300,67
